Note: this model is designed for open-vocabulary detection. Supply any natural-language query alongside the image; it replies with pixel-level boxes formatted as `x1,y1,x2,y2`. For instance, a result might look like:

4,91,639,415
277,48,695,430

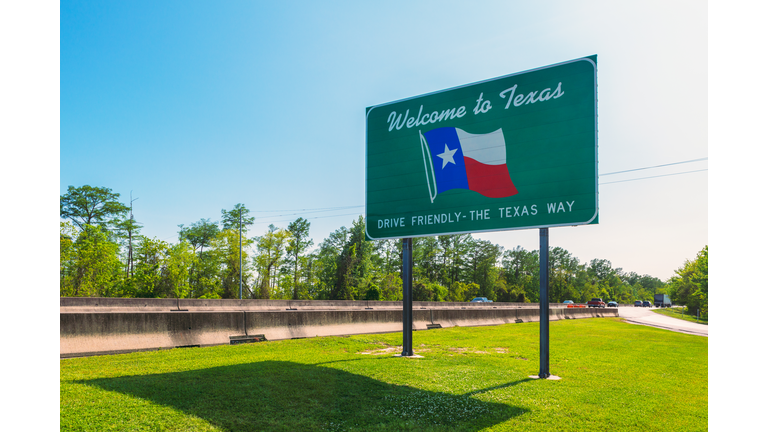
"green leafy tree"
412,282,433,301
286,217,313,300
220,204,256,299
581,259,627,303
438,234,472,286
622,272,666,299
413,237,441,283
178,219,221,297
502,246,539,302
130,236,169,298
194,247,226,299
549,247,580,303
668,246,708,317
465,238,502,301
447,281,469,302
363,284,382,301
60,222,78,292
61,224,123,297
162,241,197,299
179,219,220,258
587,259,615,282
114,213,143,278
493,272,527,303
60,185,129,231
462,282,481,301
372,239,401,277
333,216,374,300
254,224,288,299
378,272,403,301
221,203,255,234
312,226,348,300
214,229,255,299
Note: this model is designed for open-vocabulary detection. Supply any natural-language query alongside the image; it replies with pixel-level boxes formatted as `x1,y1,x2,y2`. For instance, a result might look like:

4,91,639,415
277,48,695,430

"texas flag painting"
419,127,518,202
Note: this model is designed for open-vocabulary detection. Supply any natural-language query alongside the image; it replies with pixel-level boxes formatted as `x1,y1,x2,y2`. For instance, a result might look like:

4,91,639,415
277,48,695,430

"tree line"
60,185,707,314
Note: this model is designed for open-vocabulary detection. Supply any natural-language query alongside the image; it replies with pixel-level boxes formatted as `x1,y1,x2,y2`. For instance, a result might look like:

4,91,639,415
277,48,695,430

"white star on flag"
436,144,458,169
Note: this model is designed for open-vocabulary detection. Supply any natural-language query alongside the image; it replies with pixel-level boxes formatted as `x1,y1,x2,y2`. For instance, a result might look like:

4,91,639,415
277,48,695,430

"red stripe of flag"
463,157,518,198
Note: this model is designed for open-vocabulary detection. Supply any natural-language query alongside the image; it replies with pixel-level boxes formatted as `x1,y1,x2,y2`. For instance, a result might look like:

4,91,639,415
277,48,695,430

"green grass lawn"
652,307,708,325
60,318,707,431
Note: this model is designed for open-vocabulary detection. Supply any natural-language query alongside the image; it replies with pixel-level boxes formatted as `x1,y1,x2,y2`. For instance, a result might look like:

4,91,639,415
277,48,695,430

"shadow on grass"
464,378,533,397
80,360,528,431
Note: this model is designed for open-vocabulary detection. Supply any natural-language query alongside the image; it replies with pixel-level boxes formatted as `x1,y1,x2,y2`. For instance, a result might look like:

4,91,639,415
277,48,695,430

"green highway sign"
365,56,598,240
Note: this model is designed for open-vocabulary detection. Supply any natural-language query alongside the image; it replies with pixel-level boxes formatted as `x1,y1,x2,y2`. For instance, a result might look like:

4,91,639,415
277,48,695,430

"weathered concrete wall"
60,297,535,312
60,298,618,358
60,311,245,357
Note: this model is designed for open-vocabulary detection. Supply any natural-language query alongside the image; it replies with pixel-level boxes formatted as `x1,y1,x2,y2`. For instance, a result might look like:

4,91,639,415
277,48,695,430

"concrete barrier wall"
60,298,618,358
60,297,535,312
60,311,246,357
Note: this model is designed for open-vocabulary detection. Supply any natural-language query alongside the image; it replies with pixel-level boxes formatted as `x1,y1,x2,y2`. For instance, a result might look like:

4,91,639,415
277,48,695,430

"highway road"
618,306,708,337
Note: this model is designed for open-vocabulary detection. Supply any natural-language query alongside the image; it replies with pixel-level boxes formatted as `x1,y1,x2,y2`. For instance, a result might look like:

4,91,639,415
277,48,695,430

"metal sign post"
401,238,414,356
539,227,550,378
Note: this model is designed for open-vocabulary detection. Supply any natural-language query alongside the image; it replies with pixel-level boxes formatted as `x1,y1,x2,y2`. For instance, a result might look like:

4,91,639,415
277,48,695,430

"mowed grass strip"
60,318,707,431
652,307,708,325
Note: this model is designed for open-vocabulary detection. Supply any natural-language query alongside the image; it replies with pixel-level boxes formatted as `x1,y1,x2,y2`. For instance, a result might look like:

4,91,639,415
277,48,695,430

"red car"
587,298,606,308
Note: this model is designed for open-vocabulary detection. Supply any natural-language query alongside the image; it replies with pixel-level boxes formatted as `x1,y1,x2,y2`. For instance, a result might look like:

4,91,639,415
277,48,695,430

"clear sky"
59,0,707,280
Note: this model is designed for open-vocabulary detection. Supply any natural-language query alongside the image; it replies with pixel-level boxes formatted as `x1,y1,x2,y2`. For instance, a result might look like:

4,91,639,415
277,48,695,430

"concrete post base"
528,375,561,380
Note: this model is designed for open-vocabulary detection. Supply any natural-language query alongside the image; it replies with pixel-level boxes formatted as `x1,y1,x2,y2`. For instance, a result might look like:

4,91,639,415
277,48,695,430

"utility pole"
239,207,243,300
127,192,138,279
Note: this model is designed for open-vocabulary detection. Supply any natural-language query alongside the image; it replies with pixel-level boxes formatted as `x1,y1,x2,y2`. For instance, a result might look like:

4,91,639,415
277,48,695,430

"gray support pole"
402,238,413,356
239,209,242,300
539,227,550,378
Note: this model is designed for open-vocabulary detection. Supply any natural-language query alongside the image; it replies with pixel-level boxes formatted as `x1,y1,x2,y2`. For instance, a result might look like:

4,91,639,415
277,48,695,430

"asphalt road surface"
618,306,708,337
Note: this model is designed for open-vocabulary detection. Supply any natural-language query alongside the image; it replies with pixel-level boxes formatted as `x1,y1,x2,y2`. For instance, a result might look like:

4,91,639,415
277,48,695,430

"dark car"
607,301,618,307
634,300,643,307
642,300,652,307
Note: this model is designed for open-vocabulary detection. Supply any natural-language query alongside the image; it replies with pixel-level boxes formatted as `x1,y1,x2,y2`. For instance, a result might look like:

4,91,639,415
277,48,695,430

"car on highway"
607,301,618,307
563,300,574,305
642,300,652,307
587,298,606,308
470,297,491,303
634,300,643,307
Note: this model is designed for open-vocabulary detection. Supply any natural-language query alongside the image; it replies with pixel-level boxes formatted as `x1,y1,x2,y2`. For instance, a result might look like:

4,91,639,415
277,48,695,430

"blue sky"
58,0,708,279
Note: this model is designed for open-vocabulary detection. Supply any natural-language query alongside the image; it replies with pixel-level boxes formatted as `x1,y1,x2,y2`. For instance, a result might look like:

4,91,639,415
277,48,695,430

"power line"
254,211,363,225
251,206,364,220
600,158,707,176
600,169,707,185
251,205,362,213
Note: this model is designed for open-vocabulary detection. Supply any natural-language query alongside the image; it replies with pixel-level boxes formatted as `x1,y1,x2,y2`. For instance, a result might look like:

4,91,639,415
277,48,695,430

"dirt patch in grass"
357,346,402,355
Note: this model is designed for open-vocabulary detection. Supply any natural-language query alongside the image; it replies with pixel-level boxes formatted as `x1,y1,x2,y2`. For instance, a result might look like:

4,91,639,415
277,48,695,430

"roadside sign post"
366,56,598,371
401,238,414,356
539,228,550,378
